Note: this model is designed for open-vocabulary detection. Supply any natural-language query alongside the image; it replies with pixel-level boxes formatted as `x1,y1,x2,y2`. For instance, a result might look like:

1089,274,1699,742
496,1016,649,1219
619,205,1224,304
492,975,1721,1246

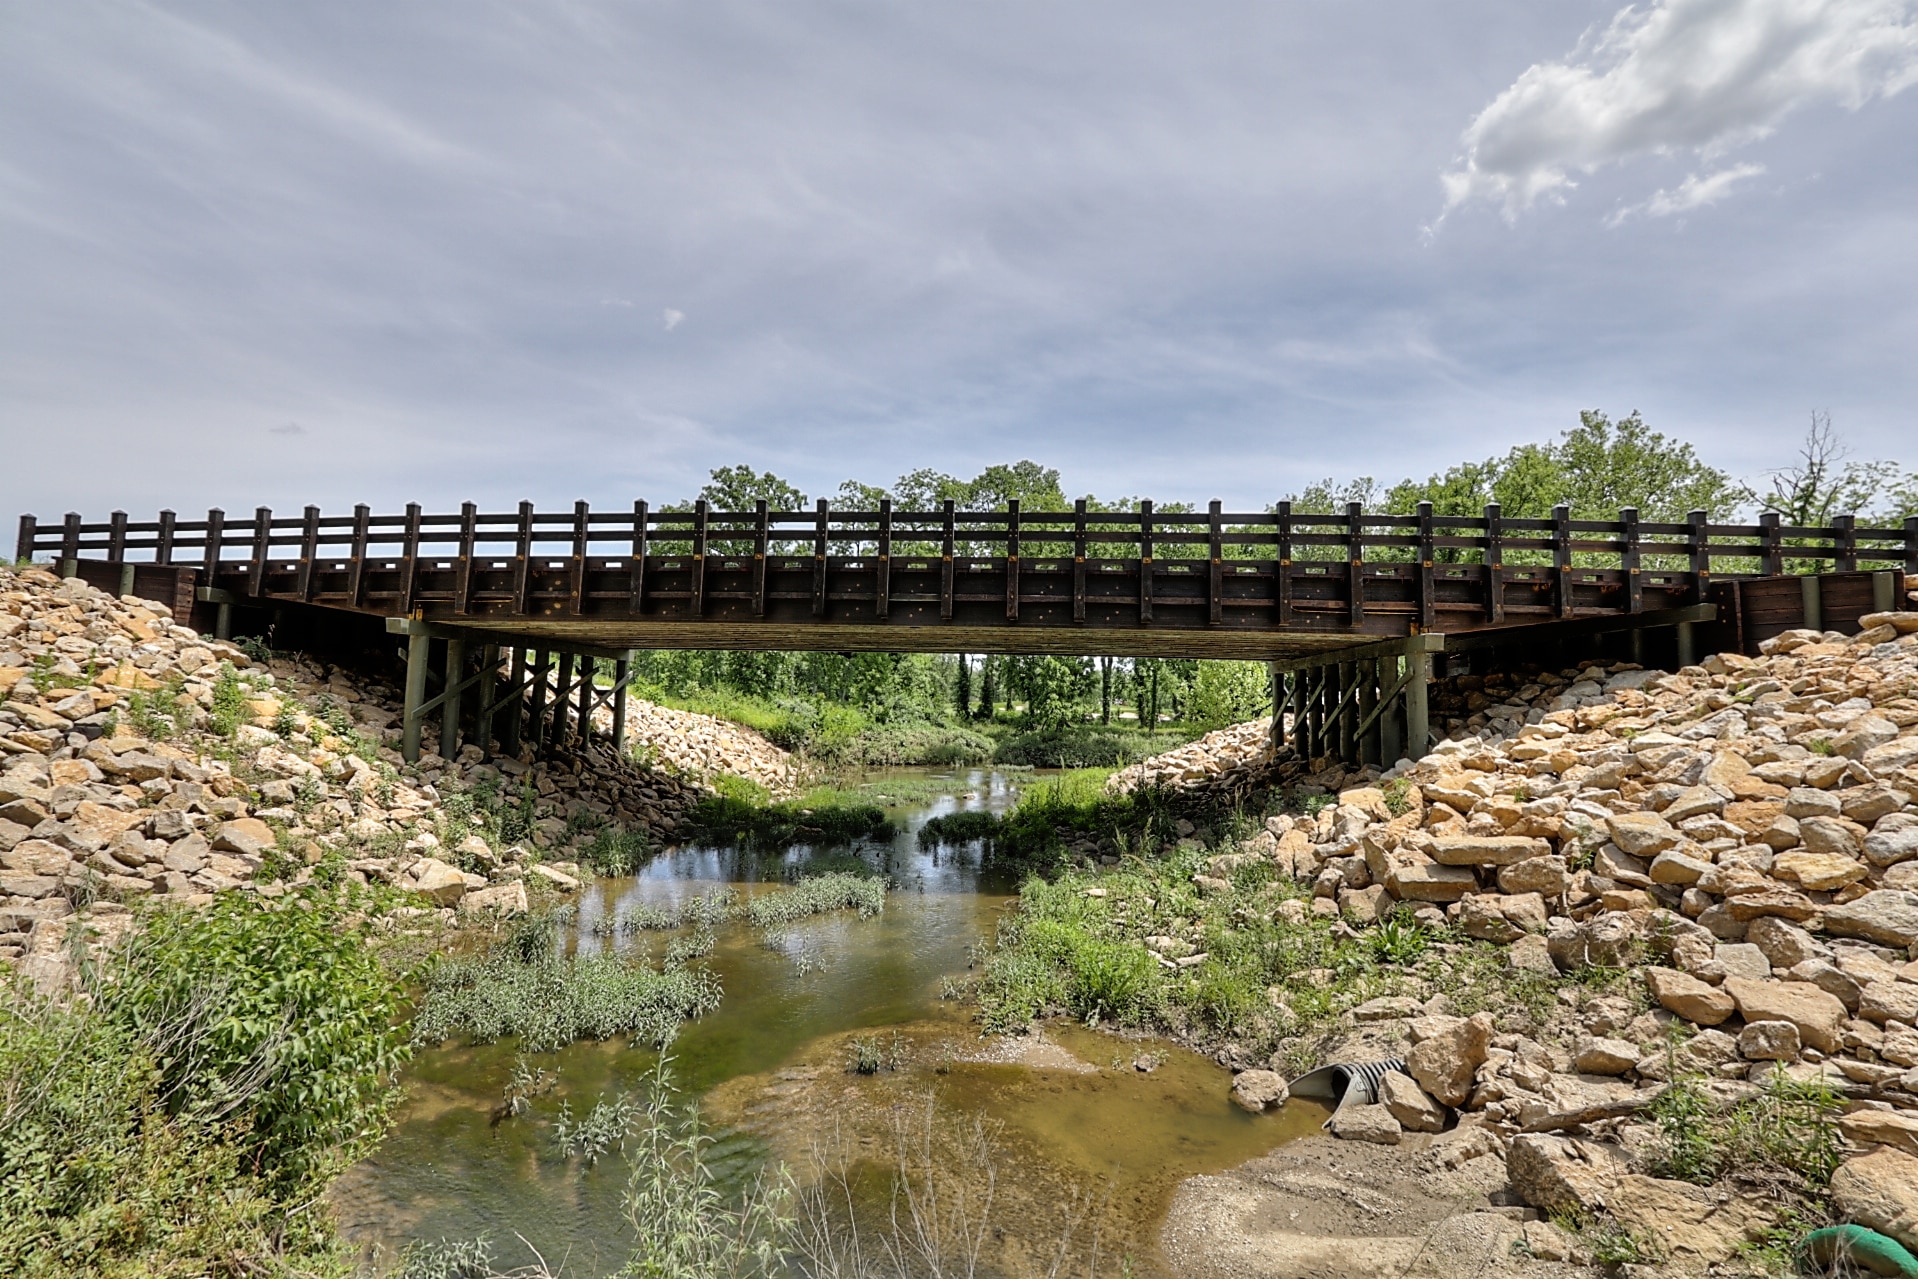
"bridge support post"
528,650,550,749
439,636,466,761
612,655,631,753
577,656,596,746
502,648,527,757
1273,635,1444,770
402,631,431,764
475,643,499,759
552,652,574,748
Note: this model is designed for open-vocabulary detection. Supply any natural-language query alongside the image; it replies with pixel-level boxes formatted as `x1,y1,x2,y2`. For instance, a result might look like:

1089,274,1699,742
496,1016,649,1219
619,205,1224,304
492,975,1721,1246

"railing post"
940,499,956,621
248,506,271,597
14,514,35,567
203,510,226,619
107,510,128,563
348,504,371,608
60,512,81,578
298,505,321,602
812,499,829,617
1275,500,1293,627
1073,498,1088,624
1688,509,1711,602
1004,498,1020,623
401,630,431,764
1138,500,1154,625
1620,506,1642,613
876,497,892,620
1346,501,1365,627
1552,503,1572,618
1759,510,1782,577
512,501,534,614
1416,500,1435,631
690,499,708,616
455,501,477,613
1905,516,1918,578
399,503,423,614
1483,502,1503,624
156,509,176,566
631,499,650,615
1833,513,1856,573
1207,499,1224,626
753,499,769,617
571,500,591,614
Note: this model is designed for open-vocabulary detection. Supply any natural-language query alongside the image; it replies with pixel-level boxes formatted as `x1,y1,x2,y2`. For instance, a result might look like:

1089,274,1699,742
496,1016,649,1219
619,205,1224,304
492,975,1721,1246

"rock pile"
594,697,800,796
1191,610,1918,1260
1107,717,1289,804
0,564,755,990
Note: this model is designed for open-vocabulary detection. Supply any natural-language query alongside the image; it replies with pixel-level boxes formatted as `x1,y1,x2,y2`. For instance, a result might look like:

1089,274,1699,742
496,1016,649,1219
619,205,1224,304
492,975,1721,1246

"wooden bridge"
18,502,1917,766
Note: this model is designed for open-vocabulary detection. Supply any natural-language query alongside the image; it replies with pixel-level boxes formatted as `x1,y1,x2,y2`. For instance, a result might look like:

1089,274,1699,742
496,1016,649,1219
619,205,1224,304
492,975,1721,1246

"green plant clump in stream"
687,786,895,847
743,872,887,928
917,809,1005,846
0,889,409,1277
412,917,723,1053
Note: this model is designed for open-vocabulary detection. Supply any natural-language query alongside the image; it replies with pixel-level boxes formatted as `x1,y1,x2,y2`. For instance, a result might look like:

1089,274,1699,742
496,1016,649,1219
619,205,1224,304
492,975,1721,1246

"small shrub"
553,1092,642,1164
917,809,1003,846
847,1031,905,1075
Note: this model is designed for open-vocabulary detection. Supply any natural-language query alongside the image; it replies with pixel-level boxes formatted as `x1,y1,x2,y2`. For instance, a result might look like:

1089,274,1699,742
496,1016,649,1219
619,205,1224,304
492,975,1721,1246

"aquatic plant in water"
745,872,886,928
412,919,722,1053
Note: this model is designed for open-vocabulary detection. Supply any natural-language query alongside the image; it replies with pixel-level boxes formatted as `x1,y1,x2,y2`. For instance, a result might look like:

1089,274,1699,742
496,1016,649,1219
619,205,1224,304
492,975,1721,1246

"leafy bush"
109,890,410,1192
1065,938,1157,1025
0,891,408,1275
1651,1071,1845,1189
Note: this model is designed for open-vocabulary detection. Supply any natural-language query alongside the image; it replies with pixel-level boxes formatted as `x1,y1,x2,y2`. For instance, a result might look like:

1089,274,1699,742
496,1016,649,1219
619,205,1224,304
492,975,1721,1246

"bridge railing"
21,501,1918,581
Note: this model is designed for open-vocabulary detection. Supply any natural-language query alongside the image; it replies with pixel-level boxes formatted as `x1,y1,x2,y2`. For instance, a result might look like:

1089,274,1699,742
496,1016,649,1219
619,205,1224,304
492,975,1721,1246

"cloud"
1443,0,1918,220
662,309,685,332
1607,161,1768,223
268,422,305,436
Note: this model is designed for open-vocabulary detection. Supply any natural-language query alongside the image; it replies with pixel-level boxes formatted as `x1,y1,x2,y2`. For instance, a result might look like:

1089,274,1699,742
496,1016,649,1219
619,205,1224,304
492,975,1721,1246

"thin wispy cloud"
1442,0,1918,221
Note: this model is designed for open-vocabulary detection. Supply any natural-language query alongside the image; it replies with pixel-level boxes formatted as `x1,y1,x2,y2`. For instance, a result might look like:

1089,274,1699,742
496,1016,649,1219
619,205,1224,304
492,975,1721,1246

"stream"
333,768,1328,1277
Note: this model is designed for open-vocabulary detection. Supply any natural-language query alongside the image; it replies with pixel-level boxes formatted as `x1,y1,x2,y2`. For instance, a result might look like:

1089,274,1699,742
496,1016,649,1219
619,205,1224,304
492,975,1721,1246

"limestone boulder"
1831,1147,1918,1252
1497,855,1568,896
212,817,277,859
1608,811,1680,857
1383,860,1476,902
1736,1020,1801,1061
1548,913,1642,971
1646,966,1736,1025
1865,813,1918,867
459,881,529,917
1327,1102,1402,1144
1825,890,1918,948
1573,1036,1639,1075
1505,1134,1628,1213
1406,1010,1493,1107
1230,1069,1289,1113
1721,977,1848,1053
1860,980,1918,1026
1773,849,1869,891
405,857,468,906
1378,1069,1447,1133
1838,1109,1918,1160
1429,835,1549,867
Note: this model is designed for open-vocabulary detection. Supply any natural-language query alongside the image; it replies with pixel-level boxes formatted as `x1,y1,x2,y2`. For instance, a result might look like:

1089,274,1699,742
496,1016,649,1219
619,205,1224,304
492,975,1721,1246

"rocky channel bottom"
1141,600,1918,1275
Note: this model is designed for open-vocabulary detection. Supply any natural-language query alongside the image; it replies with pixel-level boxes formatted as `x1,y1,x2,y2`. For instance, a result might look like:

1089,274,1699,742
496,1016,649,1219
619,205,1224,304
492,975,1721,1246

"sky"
3,0,1916,530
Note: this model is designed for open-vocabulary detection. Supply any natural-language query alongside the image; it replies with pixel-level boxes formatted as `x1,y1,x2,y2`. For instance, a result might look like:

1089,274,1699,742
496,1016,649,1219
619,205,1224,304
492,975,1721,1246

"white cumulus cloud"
1607,161,1768,223
662,308,685,331
1442,0,1918,220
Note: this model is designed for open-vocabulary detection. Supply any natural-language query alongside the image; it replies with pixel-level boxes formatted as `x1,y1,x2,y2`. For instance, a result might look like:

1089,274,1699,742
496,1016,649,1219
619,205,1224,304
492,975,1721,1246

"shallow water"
335,768,1323,1276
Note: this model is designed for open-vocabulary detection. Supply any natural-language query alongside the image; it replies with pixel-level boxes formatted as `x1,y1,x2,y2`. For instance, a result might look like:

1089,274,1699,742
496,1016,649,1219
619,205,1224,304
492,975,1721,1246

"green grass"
744,872,887,927
991,724,1193,768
